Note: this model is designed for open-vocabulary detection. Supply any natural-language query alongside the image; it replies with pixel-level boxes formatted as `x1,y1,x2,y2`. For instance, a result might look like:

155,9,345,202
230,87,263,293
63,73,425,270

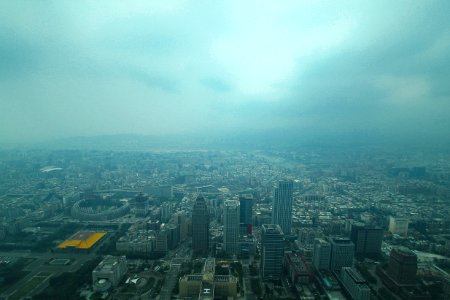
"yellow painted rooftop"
57,231,106,249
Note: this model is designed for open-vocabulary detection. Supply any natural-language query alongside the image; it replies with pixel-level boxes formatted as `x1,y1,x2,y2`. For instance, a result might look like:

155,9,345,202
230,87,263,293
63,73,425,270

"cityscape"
2,1,450,300
0,147,449,299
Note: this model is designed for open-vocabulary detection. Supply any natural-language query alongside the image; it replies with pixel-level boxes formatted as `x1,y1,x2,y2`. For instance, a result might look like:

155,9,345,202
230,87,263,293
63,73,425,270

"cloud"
0,1,450,146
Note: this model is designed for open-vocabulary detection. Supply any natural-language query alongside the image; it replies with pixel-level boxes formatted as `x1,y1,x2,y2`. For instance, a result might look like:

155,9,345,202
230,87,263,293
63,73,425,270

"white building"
340,267,371,300
92,256,127,292
389,216,409,237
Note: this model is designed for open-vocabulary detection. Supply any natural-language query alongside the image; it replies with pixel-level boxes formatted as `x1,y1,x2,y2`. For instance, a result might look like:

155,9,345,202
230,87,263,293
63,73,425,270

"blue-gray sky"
1,1,450,146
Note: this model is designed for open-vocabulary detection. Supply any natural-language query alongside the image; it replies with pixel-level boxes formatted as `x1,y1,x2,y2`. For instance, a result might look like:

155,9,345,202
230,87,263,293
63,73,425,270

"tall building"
313,238,331,271
155,227,168,253
261,224,284,280
350,222,383,258
192,194,209,255
329,237,355,271
340,267,371,300
224,200,240,256
239,194,253,234
134,193,148,217
174,211,188,242
387,247,417,285
272,180,294,235
389,216,409,237
160,202,173,223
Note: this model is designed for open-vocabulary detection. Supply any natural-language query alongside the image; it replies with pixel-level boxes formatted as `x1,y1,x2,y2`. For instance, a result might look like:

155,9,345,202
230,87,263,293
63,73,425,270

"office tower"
272,180,294,235
387,247,417,285
313,238,331,271
192,194,209,255
340,267,371,300
134,193,148,217
239,194,253,234
160,202,173,223
166,223,179,250
175,211,188,242
329,237,355,271
389,216,409,237
155,227,168,253
261,224,284,280
350,222,383,258
224,200,240,256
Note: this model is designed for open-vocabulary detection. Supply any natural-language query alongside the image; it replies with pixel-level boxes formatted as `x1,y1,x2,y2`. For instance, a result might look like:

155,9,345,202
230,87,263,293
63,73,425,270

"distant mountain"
7,127,449,152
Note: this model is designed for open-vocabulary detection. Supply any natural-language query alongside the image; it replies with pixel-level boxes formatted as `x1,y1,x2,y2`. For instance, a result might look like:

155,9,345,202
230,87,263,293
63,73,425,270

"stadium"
71,197,130,221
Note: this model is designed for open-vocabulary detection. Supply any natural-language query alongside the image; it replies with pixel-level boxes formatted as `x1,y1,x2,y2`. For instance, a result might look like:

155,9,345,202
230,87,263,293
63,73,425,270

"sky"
1,1,450,147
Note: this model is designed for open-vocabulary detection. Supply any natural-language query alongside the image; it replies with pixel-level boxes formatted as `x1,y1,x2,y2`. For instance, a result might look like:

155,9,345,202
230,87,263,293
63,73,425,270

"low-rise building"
92,256,127,292
178,258,238,299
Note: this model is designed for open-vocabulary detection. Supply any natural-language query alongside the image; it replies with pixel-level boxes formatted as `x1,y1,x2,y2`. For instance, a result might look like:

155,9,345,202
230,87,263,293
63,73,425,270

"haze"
1,1,450,147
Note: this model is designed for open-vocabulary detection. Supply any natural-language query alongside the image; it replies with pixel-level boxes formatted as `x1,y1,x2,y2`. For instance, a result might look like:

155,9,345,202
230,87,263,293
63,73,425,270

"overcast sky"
1,1,450,146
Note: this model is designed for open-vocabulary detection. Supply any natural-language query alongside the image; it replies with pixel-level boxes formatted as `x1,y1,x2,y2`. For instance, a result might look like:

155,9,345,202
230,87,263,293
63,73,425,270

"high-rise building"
389,216,409,237
387,247,417,285
166,223,179,250
261,224,284,280
313,238,331,271
329,237,355,271
174,211,188,242
155,227,168,253
192,194,209,255
160,202,173,223
272,180,294,235
350,222,383,258
239,194,253,234
340,267,371,300
134,193,149,217
224,200,240,256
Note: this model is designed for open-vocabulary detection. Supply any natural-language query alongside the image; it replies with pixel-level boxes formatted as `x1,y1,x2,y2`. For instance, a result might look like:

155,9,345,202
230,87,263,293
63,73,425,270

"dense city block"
0,148,449,299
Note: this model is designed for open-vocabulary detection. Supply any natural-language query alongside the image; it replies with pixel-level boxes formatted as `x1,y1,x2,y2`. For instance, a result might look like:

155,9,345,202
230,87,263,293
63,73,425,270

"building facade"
224,200,240,256
313,238,331,271
239,193,253,234
387,247,417,285
389,216,409,237
92,256,127,292
272,180,294,235
330,237,355,271
261,224,284,280
192,194,209,254
340,267,371,300
350,222,383,258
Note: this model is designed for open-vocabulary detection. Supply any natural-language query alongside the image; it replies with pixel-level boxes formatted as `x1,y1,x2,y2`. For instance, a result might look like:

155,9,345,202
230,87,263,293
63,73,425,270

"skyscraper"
329,237,355,271
340,267,371,300
134,193,148,217
313,238,331,271
192,194,209,255
239,193,253,234
261,224,284,280
224,200,240,256
174,211,188,242
350,222,383,258
387,247,417,285
272,180,294,235
389,216,409,237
